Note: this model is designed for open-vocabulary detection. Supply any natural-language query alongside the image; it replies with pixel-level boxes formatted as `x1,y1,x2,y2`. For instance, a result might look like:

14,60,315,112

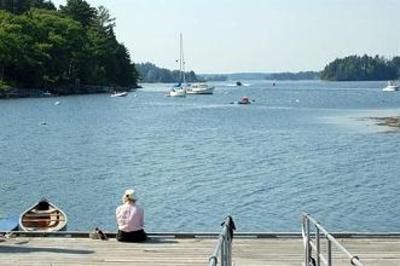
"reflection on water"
0,80,400,232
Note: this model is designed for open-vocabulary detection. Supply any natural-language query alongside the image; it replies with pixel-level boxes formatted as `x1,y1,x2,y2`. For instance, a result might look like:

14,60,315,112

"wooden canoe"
19,199,68,232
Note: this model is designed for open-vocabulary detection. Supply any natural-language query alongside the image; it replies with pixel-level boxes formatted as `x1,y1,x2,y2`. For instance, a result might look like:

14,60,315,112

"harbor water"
1,80,399,232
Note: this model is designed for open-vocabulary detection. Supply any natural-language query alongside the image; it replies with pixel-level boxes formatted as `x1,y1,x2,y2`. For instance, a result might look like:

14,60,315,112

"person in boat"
116,189,147,242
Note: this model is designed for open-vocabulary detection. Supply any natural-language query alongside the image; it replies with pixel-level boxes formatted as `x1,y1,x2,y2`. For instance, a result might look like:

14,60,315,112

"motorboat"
19,198,68,232
382,81,399,92
186,83,215,94
111,91,128,97
238,96,251,104
230,96,252,105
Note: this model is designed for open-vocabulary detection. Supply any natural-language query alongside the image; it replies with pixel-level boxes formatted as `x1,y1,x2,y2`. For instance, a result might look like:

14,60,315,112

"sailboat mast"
181,33,186,84
179,33,182,83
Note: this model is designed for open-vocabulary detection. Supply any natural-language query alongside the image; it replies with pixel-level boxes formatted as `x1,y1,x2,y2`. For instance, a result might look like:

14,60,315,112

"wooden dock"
1,234,400,265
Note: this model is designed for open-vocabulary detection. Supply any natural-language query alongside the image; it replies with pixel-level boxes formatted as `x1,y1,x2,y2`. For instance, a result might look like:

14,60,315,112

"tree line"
136,62,201,83
321,55,400,81
0,0,138,90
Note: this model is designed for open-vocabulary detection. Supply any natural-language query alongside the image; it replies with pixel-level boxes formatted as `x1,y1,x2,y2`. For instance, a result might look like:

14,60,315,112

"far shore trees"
321,55,400,81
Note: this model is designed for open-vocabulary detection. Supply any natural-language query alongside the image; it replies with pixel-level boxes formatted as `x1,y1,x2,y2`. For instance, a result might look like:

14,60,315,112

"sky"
52,0,400,74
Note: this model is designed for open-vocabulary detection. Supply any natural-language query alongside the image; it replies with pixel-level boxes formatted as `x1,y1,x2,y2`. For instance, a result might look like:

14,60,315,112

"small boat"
186,83,215,94
236,81,243,86
238,96,251,104
382,81,399,92
111,91,129,97
19,199,68,232
42,91,52,97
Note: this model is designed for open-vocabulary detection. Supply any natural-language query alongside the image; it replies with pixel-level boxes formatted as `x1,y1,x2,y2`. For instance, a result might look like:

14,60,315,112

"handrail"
209,216,236,266
302,213,363,266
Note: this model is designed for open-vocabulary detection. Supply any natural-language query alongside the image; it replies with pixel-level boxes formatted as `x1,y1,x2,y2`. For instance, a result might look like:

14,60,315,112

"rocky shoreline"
0,85,138,99
370,116,400,130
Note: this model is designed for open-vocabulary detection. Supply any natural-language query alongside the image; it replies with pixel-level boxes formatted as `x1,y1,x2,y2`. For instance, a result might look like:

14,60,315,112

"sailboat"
169,34,187,97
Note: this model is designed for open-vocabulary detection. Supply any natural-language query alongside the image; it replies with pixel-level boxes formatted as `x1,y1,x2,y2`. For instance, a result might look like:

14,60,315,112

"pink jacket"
116,202,144,232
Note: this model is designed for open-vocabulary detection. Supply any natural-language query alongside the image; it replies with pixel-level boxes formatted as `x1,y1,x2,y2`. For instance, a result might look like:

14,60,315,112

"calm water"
1,80,400,232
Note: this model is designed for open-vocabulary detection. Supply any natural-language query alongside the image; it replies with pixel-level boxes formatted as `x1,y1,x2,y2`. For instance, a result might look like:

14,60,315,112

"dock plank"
0,237,399,265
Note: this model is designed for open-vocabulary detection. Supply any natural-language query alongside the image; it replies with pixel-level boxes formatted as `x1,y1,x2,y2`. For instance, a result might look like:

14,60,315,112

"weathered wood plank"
0,237,399,265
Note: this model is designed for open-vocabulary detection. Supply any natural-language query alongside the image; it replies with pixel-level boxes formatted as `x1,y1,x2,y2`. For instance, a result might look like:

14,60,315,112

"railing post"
316,227,320,266
305,215,310,266
225,216,235,266
227,230,232,266
221,236,226,266
209,256,217,266
327,239,332,266
209,216,236,266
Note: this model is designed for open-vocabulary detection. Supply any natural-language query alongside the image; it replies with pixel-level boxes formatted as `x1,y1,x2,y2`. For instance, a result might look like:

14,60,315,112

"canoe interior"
20,201,67,232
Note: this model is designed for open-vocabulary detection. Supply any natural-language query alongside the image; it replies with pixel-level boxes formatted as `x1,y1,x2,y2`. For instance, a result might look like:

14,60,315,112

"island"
321,55,400,81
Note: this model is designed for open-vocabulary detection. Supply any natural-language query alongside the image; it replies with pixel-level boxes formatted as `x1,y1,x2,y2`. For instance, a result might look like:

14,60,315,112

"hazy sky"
52,0,400,73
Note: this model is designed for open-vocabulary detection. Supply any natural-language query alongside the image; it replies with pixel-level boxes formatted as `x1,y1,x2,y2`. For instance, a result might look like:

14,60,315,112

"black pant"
117,229,147,242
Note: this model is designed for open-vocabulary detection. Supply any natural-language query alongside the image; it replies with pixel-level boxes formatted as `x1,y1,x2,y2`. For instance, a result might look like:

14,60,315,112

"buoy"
40,122,47,126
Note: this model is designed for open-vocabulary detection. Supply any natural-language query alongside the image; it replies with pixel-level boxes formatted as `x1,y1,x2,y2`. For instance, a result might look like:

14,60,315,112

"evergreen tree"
60,0,95,27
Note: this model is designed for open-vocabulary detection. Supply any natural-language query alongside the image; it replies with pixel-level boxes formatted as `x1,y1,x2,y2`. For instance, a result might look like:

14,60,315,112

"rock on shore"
370,116,400,130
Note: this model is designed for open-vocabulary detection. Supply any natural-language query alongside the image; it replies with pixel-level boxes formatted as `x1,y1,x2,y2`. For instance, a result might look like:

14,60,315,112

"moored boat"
111,91,129,97
382,81,399,92
169,86,187,97
169,34,188,98
186,83,215,94
238,96,251,104
19,198,68,232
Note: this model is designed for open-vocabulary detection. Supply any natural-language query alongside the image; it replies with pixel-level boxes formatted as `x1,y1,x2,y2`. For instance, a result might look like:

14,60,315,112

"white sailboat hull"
169,88,186,97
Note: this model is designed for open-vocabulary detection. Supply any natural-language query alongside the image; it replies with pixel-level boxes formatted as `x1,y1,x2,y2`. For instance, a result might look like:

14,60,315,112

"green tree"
60,0,95,27
0,1,138,90
0,0,54,14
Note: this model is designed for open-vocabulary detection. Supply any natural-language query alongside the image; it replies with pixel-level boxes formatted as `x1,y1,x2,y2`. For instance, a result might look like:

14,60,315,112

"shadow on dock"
142,238,178,244
0,245,94,255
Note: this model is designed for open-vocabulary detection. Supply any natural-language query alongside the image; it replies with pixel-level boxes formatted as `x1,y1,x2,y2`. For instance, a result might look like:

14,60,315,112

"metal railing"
302,213,363,266
209,216,236,266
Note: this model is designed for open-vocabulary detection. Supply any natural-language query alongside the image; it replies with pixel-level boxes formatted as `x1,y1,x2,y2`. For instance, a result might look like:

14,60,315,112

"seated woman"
116,189,147,242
